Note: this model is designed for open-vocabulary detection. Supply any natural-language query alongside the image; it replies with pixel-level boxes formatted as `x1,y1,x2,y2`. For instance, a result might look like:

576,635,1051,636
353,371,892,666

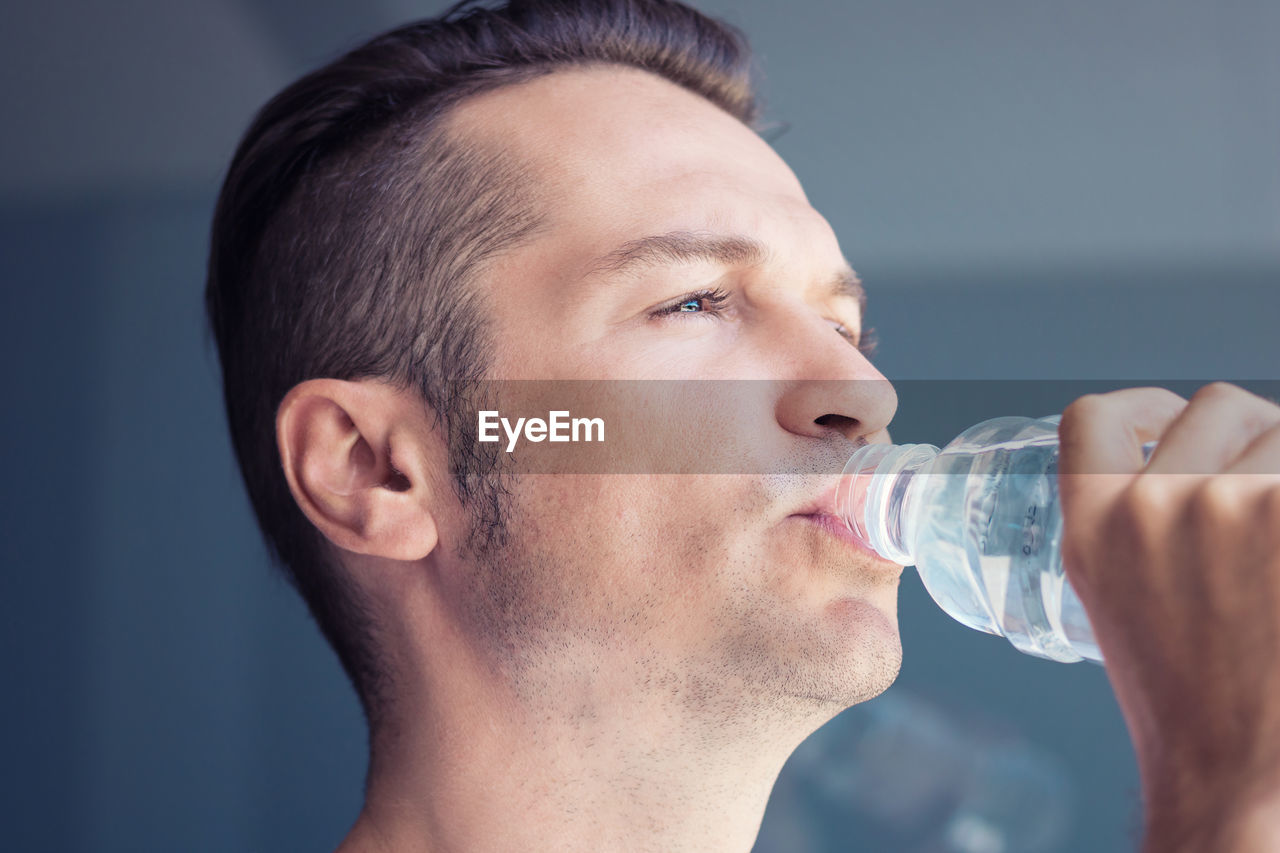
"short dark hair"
203,0,761,731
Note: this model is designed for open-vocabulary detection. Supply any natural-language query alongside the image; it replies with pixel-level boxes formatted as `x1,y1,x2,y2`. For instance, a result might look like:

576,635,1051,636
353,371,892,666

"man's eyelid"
651,287,729,316
822,298,864,338
828,319,865,347
643,269,740,311
637,269,861,325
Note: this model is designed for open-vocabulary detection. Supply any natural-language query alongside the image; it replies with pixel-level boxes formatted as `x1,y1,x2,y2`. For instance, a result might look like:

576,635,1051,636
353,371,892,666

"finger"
1058,387,1188,475
1144,383,1280,475
1057,387,1188,531
1224,423,1280,478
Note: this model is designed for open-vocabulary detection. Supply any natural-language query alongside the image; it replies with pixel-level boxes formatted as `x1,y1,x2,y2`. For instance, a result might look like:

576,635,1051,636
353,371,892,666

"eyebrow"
581,229,867,315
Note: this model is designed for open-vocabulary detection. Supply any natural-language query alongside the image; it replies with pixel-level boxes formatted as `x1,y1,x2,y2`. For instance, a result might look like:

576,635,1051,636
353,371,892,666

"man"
204,1,1280,850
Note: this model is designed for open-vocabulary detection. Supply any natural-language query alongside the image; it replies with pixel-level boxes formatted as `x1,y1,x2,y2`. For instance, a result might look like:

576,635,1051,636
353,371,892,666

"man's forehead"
443,64,805,206
447,65,847,303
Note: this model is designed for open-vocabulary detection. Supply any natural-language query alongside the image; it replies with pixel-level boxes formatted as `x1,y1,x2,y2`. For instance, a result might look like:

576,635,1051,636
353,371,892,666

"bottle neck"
838,443,941,565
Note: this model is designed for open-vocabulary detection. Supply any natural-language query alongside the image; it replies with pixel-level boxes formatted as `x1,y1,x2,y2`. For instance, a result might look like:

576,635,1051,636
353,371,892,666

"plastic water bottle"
836,414,1156,664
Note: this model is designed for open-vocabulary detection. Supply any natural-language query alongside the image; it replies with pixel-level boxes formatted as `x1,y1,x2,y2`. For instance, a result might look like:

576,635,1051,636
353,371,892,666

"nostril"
815,413,857,431
384,463,411,492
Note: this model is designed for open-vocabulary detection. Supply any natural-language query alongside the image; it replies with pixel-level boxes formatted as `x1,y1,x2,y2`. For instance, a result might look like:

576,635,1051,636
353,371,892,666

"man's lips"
789,484,901,569
792,512,896,564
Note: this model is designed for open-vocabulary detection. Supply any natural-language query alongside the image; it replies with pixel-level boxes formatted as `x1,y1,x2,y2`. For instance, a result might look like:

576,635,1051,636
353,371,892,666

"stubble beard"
455,473,902,744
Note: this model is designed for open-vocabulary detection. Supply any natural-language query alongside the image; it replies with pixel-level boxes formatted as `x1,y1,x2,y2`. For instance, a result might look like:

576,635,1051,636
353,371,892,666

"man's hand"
1057,383,1280,852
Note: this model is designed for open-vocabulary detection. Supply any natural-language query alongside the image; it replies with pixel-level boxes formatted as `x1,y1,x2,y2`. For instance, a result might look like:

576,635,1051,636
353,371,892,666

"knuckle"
1192,381,1243,404
1116,476,1174,531
1060,394,1106,432
1123,474,1169,512
1151,386,1190,412
1062,474,1182,588
1188,475,1246,522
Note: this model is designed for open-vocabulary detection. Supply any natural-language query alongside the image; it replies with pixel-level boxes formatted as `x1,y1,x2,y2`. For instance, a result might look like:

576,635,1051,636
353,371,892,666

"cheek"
519,474,769,596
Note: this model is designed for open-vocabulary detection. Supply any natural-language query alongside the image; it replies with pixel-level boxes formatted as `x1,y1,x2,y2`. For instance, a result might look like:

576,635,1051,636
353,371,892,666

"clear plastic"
836,414,1156,664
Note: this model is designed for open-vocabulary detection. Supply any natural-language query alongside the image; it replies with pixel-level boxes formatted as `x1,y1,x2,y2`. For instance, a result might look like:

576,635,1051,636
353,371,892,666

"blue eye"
649,290,879,359
651,287,732,318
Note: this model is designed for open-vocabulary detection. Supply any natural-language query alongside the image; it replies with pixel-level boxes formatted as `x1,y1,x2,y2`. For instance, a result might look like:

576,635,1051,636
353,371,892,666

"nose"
776,376,897,445
773,321,898,446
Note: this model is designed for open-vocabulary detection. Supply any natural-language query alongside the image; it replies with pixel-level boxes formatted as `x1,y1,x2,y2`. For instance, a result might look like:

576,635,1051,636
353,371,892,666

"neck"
335,608,832,853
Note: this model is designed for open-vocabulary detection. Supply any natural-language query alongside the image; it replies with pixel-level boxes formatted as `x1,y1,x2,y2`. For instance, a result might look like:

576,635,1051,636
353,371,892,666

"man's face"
438,66,902,720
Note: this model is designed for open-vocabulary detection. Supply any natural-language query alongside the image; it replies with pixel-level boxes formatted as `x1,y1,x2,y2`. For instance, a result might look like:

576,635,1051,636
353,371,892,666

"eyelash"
649,288,880,359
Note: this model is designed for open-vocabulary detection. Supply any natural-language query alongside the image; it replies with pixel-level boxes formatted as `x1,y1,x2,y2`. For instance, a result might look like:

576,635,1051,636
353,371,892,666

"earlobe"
277,378,440,561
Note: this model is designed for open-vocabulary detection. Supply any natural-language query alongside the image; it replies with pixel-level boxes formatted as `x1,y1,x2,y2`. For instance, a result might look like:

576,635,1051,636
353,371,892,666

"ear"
277,377,440,561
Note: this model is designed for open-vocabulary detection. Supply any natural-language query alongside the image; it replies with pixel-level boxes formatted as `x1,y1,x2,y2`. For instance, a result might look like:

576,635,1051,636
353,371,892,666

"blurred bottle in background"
756,688,1072,853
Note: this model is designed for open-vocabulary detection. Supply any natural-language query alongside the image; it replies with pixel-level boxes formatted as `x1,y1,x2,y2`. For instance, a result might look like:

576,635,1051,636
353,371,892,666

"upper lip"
789,479,892,562
785,440,867,520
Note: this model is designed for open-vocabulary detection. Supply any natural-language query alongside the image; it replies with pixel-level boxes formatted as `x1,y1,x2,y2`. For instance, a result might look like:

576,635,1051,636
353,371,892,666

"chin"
755,600,902,715
819,595,903,707
716,574,903,712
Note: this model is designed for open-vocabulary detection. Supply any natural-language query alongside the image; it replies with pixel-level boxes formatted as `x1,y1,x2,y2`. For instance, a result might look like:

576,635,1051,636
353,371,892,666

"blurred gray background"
3,0,1278,850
